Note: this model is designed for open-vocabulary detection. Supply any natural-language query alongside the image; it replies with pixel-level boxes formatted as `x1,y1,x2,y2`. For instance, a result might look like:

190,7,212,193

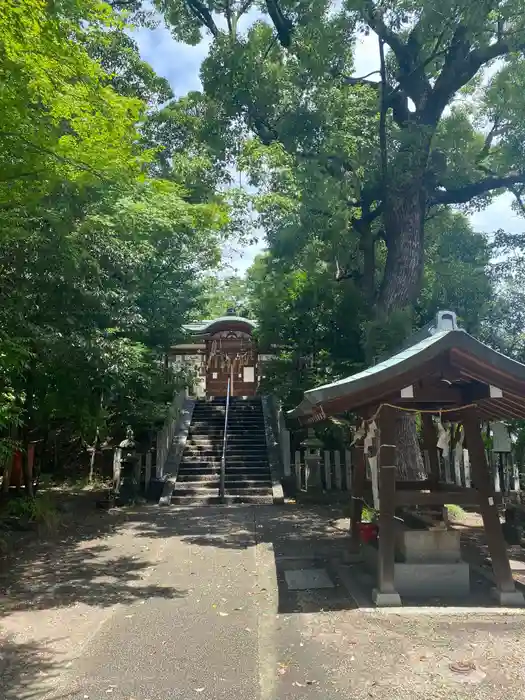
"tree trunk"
378,182,428,480
380,187,425,313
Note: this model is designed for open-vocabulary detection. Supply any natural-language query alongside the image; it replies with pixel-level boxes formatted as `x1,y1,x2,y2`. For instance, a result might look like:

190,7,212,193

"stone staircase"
171,397,273,505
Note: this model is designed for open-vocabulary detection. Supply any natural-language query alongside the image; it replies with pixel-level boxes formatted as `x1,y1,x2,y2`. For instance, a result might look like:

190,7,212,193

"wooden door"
205,339,258,397
205,352,230,397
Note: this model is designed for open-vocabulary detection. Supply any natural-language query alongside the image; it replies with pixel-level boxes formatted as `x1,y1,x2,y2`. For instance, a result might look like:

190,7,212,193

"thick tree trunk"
378,182,427,480
380,188,425,313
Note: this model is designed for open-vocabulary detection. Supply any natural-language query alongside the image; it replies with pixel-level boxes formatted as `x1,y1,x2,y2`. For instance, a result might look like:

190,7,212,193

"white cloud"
132,24,210,96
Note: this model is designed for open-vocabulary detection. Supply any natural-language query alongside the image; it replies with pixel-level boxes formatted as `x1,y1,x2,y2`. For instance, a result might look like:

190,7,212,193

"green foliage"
2,493,60,532
0,0,228,475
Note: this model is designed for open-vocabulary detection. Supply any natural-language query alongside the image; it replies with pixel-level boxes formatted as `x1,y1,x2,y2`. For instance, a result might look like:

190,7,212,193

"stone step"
174,484,272,496
181,459,269,467
184,443,268,451
178,468,270,478
177,473,271,485
170,494,274,506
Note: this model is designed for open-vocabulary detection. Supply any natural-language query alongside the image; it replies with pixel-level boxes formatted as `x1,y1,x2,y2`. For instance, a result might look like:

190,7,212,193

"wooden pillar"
463,410,524,605
113,447,122,493
373,406,401,606
348,444,365,557
144,450,152,494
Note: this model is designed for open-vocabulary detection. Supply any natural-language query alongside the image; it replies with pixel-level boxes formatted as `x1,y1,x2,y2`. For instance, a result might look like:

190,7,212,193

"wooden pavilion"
289,311,525,606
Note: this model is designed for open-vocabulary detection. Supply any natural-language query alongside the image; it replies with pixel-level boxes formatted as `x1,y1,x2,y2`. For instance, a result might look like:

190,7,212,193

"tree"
0,0,229,492
148,0,525,476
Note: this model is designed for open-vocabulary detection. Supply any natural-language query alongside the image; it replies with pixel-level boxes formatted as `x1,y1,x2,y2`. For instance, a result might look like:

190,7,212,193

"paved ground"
2,504,525,700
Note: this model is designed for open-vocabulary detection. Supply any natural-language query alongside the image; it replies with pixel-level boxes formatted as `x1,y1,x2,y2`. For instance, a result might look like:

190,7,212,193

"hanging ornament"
364,420,378,453
436,416,450,451
351,421,366,446
454,425,464,465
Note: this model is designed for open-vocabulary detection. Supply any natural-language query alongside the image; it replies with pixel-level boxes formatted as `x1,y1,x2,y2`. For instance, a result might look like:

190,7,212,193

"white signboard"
243,366,255,383
492,422,512,453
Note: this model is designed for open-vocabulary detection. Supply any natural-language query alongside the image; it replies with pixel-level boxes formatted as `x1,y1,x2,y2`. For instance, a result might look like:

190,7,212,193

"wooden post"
348,444,365,558
113,447,122,494
463,449,471,488
278,410,291,477
294,451,302,491
512,457,520,493
334,451,342,491
345,449,352,492
324,451,331,490
463,410,524,605
133,454,142,495
144,450,152,494
373,406,401,606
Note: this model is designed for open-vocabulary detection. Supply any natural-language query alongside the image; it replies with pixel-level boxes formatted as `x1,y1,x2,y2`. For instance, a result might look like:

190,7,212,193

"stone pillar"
301,431,323,492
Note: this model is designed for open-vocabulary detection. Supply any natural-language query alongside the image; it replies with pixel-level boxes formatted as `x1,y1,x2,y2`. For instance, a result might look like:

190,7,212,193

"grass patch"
1,492,61,533
445,503,466,521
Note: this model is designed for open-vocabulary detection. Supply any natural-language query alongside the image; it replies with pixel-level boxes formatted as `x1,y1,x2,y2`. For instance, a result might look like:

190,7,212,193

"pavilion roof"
288,311,525,423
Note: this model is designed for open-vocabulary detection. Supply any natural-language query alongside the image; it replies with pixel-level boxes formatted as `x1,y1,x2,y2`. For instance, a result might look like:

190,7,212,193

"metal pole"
219,378,231,501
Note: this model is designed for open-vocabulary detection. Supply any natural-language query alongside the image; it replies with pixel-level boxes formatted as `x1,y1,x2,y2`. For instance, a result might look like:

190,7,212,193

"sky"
133,21,524,273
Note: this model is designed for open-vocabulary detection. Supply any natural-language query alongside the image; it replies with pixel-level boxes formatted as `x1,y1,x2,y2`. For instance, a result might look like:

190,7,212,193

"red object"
10,451,23,488
359,522,378,544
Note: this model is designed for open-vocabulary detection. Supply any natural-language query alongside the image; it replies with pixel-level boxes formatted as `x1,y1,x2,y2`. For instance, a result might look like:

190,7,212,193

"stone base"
341,548,363,564
491,589,525,607
397,529,461,563
372,589,402,607
395,562,470,597
363,544,470,597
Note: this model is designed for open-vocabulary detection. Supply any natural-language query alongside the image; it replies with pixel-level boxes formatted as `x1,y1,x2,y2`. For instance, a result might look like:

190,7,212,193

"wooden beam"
394,489,493,507
463,409,519,599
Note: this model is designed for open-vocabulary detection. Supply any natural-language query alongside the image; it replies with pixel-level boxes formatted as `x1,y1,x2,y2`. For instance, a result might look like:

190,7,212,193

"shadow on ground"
0,491,185,617
0,635,61,700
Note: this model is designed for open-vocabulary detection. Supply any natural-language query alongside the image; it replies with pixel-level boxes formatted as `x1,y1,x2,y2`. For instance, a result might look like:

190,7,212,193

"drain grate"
284,568,335,590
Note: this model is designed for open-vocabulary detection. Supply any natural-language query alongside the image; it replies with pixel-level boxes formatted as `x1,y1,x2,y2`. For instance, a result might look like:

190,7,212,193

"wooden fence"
292,449,353,492
290,447,523,495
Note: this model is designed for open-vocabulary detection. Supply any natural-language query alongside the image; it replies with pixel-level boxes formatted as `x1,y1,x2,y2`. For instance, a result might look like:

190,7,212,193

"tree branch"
361,1,431,108
186,0,219,37
423,28,525,125
431,172,525,205
265,0,293,48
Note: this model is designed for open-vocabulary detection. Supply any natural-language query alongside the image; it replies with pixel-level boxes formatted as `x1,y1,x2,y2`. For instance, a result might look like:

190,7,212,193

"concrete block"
372,589,402,607
491,589,525,607
397,529,461,563
395,561,470,597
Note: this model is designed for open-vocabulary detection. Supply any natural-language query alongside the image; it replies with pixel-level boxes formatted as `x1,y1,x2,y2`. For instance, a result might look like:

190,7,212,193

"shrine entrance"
205,325,257,398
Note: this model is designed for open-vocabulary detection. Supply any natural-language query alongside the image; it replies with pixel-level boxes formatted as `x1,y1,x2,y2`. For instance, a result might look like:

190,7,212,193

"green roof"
182,316,257,334
288,310,525,420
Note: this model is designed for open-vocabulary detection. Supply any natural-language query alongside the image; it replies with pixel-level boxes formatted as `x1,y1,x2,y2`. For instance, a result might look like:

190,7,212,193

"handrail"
219,378,231,501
